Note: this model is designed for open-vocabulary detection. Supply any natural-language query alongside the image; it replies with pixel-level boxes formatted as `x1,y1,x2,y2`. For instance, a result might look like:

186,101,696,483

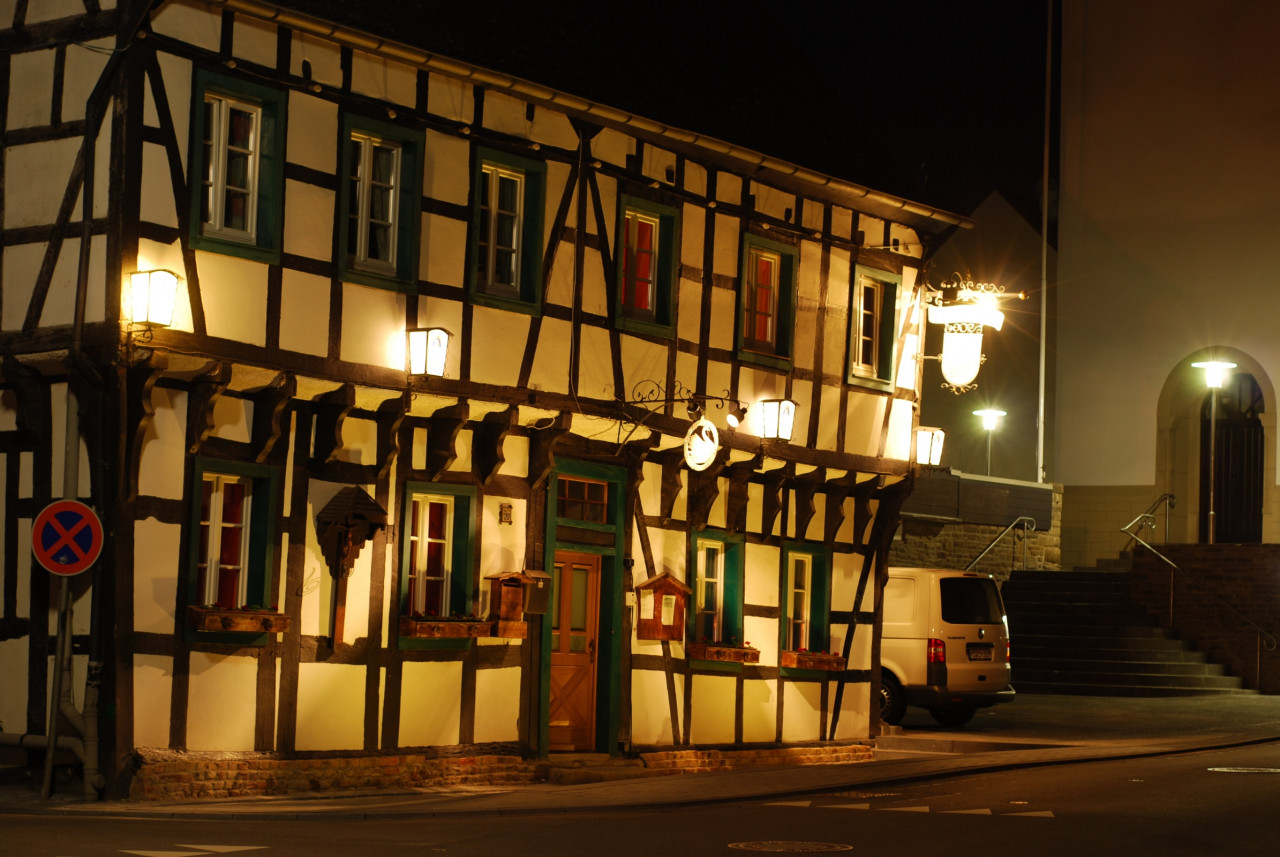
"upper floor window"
188,459,279,621
737,234,797,369
471,149,545,312
616,197,679,336
189,70,286,263
847,267,900,387
339,115,422,290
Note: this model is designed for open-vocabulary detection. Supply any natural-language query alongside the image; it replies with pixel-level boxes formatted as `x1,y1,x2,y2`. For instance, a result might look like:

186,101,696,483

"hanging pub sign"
683,417,719,471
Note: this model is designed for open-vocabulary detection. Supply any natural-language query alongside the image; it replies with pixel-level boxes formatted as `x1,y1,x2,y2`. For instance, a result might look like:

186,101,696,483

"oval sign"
683,417,720,471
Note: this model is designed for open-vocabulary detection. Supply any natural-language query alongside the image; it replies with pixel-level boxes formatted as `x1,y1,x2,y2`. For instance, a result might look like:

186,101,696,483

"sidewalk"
6,693,1280,820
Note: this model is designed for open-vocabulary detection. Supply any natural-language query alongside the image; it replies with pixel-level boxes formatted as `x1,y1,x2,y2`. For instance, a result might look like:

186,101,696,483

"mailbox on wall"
634,571,691,641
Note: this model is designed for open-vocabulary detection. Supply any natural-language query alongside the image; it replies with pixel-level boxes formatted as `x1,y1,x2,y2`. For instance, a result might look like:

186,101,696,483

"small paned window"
622,210,659,318
189,70,285,263
406,493,453,617
470,149,545,311
695,539,725,643
201,95,260,243
347,133,401,273
479,163,524,295
615,197,679,336
787,553,811,651
847,267,900,386
737,235,797,368
187,459,279,625
557,477,609,524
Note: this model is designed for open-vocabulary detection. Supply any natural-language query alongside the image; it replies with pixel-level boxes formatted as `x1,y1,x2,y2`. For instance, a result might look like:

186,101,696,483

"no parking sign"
32,499,103,576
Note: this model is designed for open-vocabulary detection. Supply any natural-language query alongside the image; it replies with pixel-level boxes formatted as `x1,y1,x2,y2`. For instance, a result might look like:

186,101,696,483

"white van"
880,567,1015,726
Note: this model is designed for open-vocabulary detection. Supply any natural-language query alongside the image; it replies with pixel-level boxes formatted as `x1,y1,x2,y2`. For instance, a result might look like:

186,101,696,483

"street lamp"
1192,360,1236,544
973,408,1006,476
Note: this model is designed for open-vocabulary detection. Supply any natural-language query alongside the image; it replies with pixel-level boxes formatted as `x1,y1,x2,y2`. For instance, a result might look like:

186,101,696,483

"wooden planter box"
688,642,760,664
780,650,846,671
398,617,495,639
188,606,290,634
492,620,528,639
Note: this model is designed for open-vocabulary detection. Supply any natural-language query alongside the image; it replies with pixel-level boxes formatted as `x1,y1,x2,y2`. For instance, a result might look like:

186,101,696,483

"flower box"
780,650,846,671
398,617,495,639
188,606,290,634
492,620,528,639
688,642,760,664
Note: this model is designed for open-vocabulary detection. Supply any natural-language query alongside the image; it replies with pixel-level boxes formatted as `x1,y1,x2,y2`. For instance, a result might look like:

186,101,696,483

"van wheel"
880,675,906,725
929,707,976,727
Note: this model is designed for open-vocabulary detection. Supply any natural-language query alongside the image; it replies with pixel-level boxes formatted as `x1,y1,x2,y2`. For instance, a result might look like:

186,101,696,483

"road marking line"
1006,811,1055,818
880,806,930,812
822,803,871,810
175,849,267,853
765,801,813,807
942,808,993,815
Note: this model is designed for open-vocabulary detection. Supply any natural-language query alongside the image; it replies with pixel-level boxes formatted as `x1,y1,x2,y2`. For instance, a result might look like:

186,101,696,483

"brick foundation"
639,744,873,773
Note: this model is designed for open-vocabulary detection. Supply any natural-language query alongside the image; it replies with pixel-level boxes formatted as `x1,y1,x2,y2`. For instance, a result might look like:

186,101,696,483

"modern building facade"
0,0,970,796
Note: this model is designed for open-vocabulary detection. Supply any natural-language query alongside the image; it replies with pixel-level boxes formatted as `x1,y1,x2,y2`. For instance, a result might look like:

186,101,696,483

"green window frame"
615,195,679,337
780,545,832,654
186,459,279,624
188,68,286,264
469,147,546,313
399,482,476,622
737,233,798,370
338,114,423,291
689,531,745,645
847,266,900,388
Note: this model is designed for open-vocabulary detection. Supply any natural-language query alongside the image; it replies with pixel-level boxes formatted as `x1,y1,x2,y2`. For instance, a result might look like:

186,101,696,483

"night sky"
283,0,1050,219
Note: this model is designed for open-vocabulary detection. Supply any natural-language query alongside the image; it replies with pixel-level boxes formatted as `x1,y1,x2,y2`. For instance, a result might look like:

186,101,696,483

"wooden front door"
1199,376,1264,544
548,551,601,751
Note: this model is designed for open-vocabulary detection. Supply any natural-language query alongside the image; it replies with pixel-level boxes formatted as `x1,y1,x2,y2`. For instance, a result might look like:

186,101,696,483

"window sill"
688,642,760,664
399,617,495,639
187,606,290,634
470,289,540,317
779,650,846,671
737,348,792,373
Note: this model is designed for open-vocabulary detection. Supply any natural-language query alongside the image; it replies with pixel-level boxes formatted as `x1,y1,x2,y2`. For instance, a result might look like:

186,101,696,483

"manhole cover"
728,843,853,853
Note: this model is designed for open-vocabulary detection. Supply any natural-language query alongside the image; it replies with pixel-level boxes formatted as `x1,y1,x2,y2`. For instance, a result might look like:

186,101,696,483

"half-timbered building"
0,0,969,797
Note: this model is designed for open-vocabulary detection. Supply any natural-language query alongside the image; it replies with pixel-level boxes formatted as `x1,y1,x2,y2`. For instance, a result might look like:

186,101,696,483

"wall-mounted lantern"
125,269,179,328
407,326,451,377
758,398,797,441
915,426,945,466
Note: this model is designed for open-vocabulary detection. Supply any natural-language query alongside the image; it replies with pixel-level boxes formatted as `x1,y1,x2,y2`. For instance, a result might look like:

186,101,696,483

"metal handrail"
1121,514,1278,654
966,516,1037,572
1123,493,1175,549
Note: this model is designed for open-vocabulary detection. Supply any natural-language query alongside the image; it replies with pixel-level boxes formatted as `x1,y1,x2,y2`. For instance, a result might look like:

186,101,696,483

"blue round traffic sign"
32,500,103,576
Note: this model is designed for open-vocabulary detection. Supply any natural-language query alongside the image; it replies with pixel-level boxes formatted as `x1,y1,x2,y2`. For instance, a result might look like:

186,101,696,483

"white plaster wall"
198,252,268,346
425,74,472,124
716,173,743,207
150,0,221,53
232,13,277,68
472,667,520,743
422,213,468,289
689,674,735,744
284,180,335,263
292,32,343,88
5,138,78,229
497,436,529,478
423,130,470,205
745,615,776,667
339,284,404,370
577,324,614,401
480,495,525,582
48,383,91,499
279,270,331,358
742,679,777,744
544,239,574,309
470,306,528,388
629,665,682,746
63,37,111,123
152,54,191,172
449,428,473,474
531,107,578,152
641,146,676,187
528,316,572,393
592,128,630,170
140,142,180,229
295,662,366,751
684,162,708,198
6,48,53,130
186,652,257,751
133,518,181,634
483,91,533,139
132,654,172,749
399,661,461,747
211,396,252,444
781,681,822,742
885,399,914,462
832,682,871,741
844,393,887,458
351,50,417,107
0,638,28,732
287,93,338,174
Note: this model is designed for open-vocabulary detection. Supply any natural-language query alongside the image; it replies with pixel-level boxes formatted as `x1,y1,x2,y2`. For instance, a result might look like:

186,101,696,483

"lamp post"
1192,360,1236,544
973,408,1006,476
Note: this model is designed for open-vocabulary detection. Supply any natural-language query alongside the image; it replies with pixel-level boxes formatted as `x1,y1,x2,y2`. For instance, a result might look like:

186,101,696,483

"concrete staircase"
1002,564,1255,697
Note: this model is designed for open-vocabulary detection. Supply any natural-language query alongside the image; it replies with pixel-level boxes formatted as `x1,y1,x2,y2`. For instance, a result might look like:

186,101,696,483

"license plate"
967,645,993,661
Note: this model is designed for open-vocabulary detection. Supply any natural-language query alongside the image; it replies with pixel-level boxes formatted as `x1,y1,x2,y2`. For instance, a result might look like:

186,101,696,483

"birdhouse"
634,571,691,641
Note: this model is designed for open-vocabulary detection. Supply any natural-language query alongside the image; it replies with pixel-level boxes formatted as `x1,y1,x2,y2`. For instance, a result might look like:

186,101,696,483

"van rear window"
939,578,1003,624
